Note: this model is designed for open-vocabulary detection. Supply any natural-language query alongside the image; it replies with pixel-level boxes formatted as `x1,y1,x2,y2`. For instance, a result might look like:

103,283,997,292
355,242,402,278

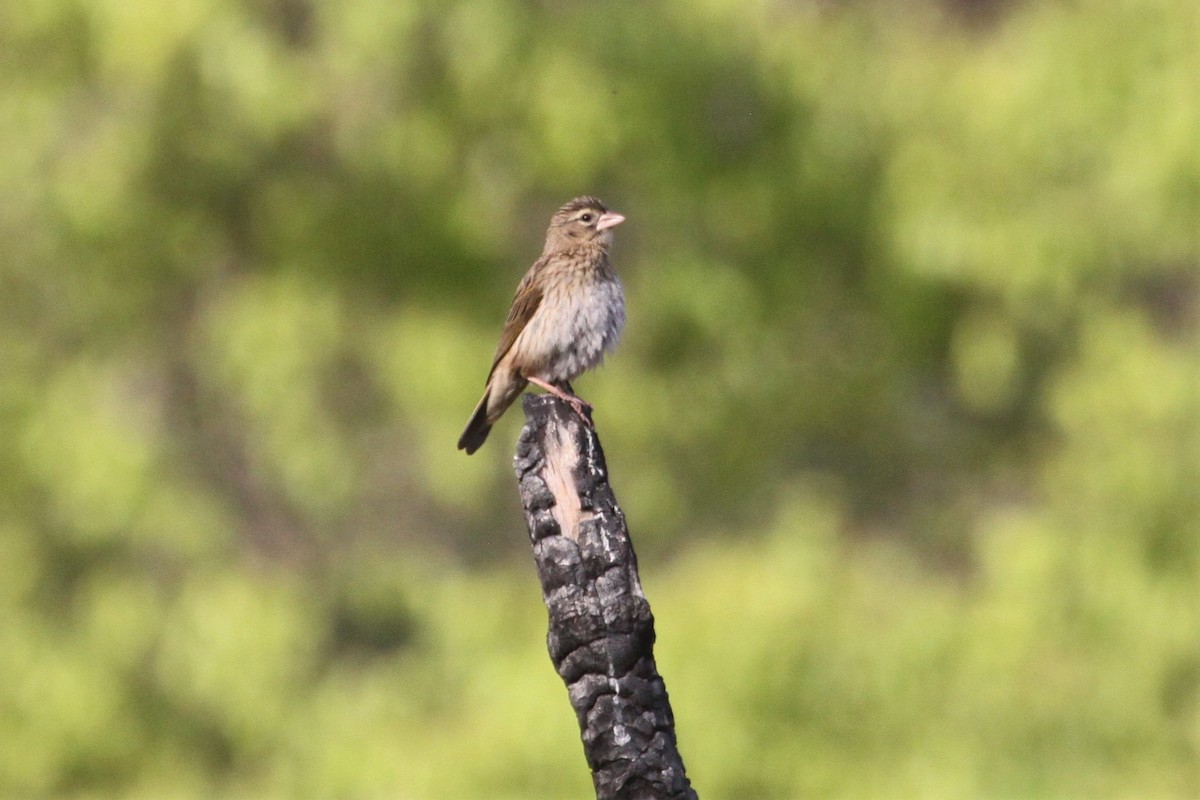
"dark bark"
514,394,697,800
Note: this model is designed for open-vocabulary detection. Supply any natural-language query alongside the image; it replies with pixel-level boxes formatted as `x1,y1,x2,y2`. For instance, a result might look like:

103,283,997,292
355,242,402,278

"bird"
457,196,626,454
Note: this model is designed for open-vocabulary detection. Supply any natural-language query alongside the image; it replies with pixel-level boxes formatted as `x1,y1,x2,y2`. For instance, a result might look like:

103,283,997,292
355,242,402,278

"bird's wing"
486,263,544,381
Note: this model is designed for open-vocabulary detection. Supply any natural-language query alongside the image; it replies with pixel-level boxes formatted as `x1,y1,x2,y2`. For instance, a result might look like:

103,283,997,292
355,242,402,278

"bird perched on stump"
457,196,627,454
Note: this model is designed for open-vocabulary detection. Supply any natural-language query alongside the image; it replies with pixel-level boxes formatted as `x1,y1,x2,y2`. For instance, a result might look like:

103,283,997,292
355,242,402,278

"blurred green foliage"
1,0,1197,797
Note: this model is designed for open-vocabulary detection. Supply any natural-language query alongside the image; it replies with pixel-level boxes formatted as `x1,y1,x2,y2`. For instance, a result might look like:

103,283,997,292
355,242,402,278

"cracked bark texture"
514,394,697,800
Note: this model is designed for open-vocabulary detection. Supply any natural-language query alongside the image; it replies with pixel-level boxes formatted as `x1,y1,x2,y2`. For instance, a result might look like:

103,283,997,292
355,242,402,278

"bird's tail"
457,392,493,454
458,375,528,454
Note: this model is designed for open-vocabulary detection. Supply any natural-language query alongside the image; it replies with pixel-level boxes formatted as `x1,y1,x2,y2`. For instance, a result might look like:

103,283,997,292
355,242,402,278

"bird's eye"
579,213,594,224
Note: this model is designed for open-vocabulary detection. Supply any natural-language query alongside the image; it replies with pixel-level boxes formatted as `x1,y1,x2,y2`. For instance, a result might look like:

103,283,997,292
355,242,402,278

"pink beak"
596,211,625,231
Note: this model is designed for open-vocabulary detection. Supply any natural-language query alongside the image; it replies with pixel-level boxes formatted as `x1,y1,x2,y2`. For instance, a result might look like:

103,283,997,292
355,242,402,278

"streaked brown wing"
486,263,544,381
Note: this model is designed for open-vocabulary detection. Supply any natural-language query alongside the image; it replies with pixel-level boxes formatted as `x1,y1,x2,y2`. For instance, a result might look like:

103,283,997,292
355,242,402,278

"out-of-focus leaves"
0,0,1196,797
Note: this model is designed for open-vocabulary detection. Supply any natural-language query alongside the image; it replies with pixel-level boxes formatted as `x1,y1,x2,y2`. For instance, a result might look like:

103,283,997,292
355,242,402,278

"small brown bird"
457,196,626,454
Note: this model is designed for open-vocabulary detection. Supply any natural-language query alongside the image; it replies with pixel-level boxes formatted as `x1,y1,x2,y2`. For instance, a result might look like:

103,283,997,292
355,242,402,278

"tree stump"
514,394,696,800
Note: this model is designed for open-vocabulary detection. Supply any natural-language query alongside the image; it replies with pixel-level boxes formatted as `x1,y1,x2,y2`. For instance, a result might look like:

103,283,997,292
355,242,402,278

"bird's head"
544,196,625,254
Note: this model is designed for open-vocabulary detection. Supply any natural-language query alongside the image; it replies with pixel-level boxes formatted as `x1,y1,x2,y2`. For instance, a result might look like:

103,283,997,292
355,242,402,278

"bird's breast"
517,268,625,382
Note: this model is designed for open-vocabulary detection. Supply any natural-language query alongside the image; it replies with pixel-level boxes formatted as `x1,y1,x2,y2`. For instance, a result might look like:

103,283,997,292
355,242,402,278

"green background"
1,0,1197,797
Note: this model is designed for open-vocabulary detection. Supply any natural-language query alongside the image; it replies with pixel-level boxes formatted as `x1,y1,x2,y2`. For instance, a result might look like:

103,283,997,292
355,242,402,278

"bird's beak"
596,211,625,231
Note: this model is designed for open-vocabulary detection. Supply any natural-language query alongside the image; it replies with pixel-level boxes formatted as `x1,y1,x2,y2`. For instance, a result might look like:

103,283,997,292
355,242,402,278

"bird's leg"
527,376,593,423
554,380,590,407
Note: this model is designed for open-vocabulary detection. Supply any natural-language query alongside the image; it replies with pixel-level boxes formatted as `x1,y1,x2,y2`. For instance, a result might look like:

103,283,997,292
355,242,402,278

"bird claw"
527,376,594,425
565,395,593,425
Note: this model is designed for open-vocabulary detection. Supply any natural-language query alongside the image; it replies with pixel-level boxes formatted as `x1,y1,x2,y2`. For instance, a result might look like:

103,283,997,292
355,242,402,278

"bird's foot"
527,376,594,425
563,394,593,423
